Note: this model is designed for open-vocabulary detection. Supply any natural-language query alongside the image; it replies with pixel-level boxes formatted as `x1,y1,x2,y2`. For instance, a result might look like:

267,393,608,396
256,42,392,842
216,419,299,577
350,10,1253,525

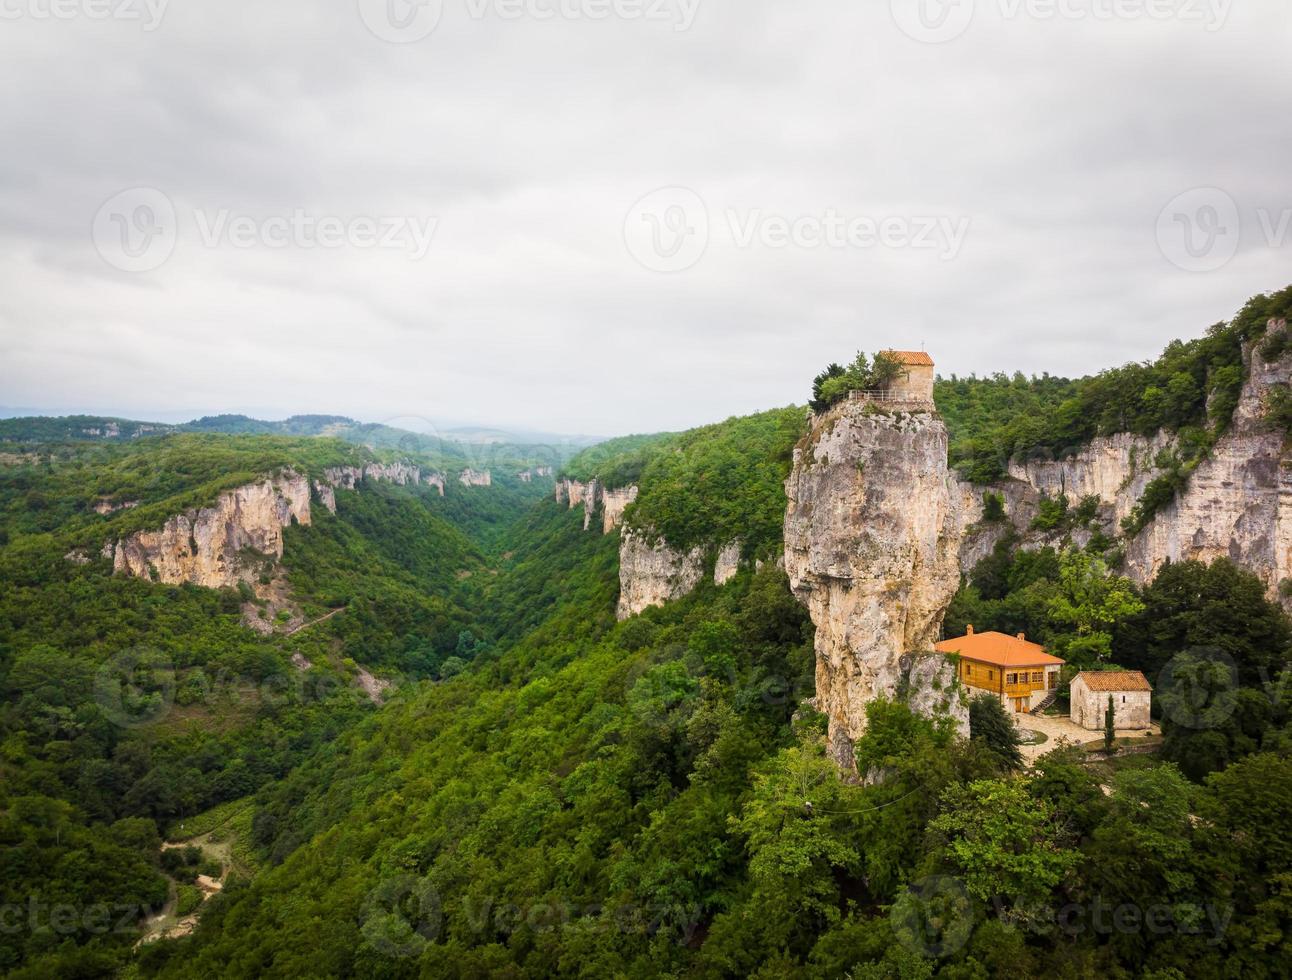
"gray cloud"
1,0,1288,436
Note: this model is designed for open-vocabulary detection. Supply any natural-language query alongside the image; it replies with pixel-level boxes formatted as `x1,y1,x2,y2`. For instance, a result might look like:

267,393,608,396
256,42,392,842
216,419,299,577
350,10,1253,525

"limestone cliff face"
315,463,446,514
616,529,705,619
601,486,639,533
459,468,492,487
784,402,969,769
1008,430,1176,531
1124,323,1292,599
555,479,640,533
111,460,451,585
713,540,742,586
112,472,312,588
556,478,716,615
979,320,1292,605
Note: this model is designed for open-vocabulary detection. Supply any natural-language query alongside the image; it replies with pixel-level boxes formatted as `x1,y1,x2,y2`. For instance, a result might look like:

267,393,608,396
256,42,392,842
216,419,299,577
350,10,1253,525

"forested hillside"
560,407,806,559
0,413,581,481
936,285,1292,482
4,291,1292,977
0,436,549,976
132,489,1292,979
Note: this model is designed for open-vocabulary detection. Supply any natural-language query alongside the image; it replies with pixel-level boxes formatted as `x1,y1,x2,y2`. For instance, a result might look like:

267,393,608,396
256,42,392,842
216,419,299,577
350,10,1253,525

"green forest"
2,289,1292,977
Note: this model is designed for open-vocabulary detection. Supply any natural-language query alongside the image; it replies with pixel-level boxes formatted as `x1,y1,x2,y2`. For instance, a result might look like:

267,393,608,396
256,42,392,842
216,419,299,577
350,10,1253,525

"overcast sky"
1,0,1289,436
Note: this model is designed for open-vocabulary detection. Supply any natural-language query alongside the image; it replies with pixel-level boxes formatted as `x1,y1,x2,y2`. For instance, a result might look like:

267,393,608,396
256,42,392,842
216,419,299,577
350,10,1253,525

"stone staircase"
1030,690,1058,714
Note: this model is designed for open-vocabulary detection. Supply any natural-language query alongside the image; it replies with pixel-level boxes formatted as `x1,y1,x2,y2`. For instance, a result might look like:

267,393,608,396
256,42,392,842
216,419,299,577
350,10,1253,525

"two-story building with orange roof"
934,624,1064,714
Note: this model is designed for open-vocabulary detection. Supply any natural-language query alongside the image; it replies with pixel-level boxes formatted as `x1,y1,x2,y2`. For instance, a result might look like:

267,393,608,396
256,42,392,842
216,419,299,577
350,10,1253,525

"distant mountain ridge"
0,413,601,476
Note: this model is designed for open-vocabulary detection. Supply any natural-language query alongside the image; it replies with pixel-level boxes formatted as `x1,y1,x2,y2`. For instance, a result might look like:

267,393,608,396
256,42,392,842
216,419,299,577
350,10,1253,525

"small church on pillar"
879,350,935,403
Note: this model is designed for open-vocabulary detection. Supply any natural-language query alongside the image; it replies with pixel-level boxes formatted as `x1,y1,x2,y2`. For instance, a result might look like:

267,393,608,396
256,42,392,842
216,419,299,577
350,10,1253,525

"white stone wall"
887,364,934,403
1070,680,1151,730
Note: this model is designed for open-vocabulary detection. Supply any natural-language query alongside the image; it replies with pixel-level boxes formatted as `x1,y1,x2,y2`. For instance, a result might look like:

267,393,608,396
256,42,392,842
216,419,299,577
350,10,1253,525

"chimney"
1017,632,1026,641
966,624,974,635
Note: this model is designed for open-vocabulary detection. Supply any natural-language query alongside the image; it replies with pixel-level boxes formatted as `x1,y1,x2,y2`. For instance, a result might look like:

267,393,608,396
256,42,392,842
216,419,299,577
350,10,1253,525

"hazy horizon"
3,1,1289,434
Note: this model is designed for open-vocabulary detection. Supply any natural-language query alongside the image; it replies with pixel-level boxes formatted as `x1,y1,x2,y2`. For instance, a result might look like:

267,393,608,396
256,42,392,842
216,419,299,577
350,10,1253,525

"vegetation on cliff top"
938,284,1292,483
807,351,904,412
561,407,807,559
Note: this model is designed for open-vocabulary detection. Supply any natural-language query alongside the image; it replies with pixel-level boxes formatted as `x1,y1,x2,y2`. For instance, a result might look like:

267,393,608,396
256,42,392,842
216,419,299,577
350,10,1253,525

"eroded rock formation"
111,472,312,589
976,321,1292,606
713,540,742,585
555,479,640,533
783,402,970,769
110,460,453,585
616,529,706,619
1124,324,1292,598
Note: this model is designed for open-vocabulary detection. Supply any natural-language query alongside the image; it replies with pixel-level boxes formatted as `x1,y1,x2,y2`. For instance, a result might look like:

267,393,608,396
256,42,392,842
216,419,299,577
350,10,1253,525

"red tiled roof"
880,350,934,367
934,630,1064,668
1073,670,1152,692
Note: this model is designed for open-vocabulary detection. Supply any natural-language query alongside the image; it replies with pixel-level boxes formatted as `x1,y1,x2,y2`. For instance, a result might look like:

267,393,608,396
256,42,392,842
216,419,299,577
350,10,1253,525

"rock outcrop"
110,460,452,584
459,468,492,487
713,540,742,585
1007,430,1176,531
601,486,639,533
974,320,1292,606
555,479,640,533
616,529,706,619
784,403,970,769
1123,322,1292,599
313,463,446,514
93,498,140,515
111,472,312,588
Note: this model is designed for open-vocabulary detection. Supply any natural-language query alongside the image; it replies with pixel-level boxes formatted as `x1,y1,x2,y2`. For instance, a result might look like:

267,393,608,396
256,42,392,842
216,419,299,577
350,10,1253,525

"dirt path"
285,606,345,636
138,810,254,945
137,824,244,946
